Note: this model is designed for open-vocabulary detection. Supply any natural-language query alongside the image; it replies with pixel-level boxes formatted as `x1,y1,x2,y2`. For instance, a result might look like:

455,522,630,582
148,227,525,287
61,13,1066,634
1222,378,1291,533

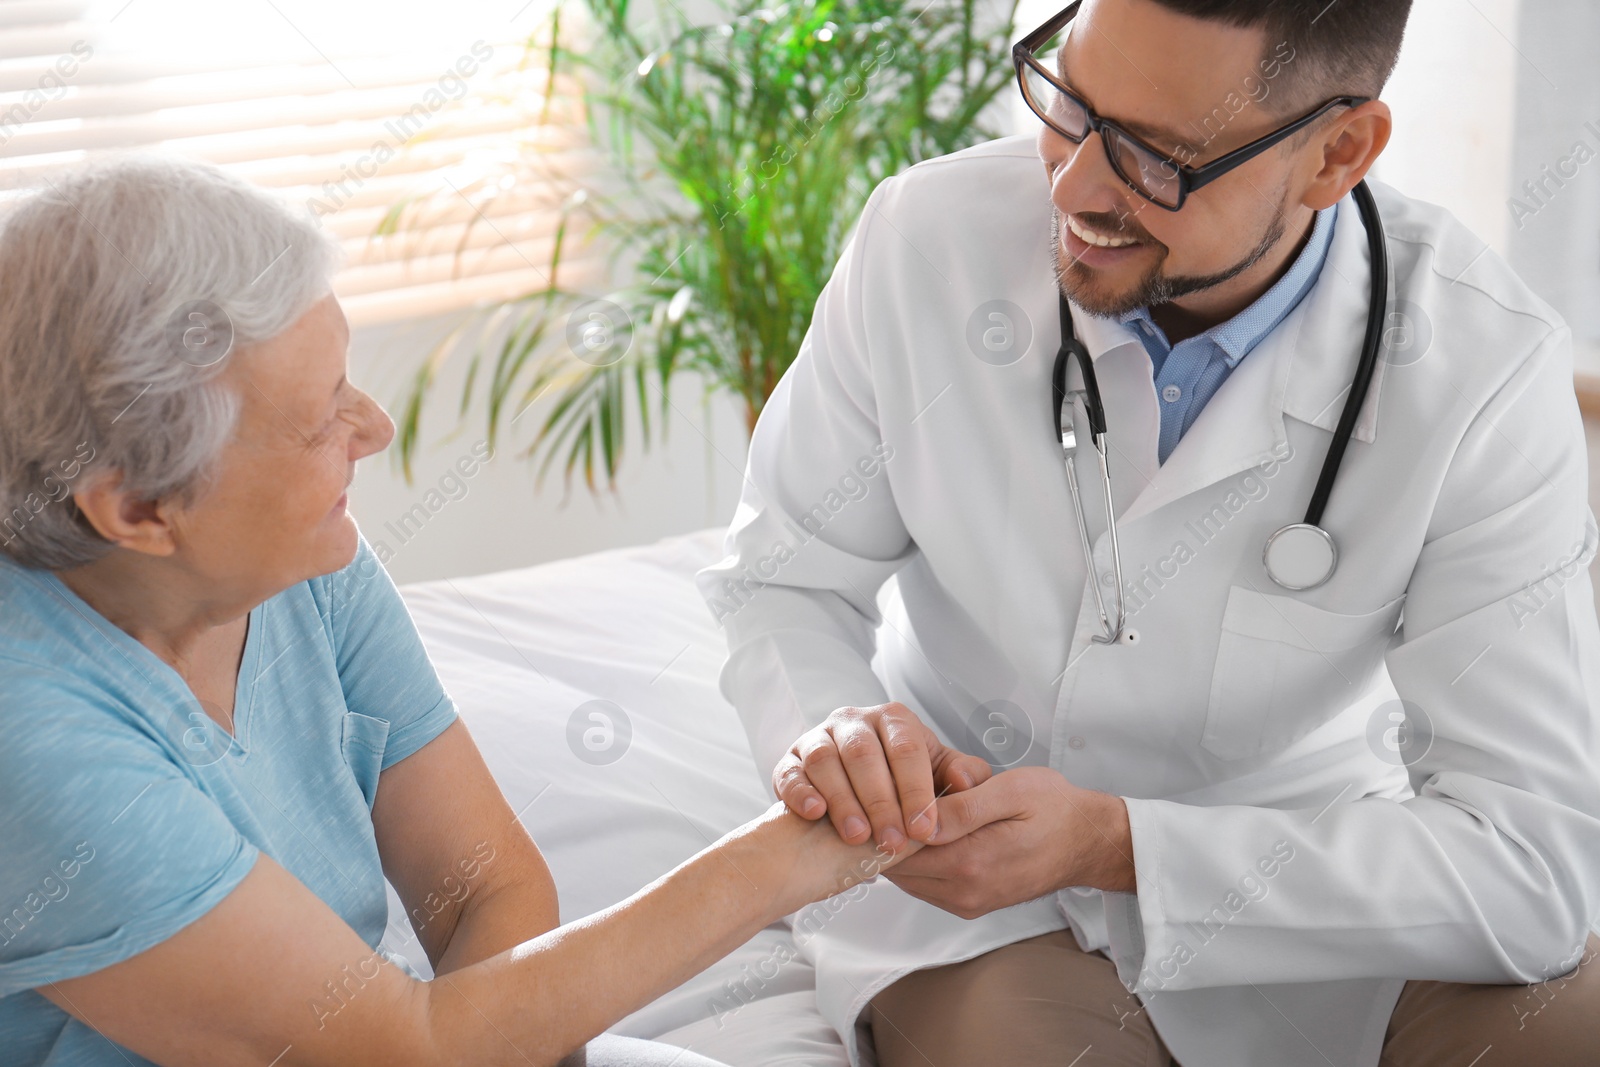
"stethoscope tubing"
1302,179,1388,528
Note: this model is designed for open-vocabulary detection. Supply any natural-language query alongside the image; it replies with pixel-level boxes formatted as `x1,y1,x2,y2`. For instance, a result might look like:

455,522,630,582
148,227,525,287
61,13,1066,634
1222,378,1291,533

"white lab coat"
696,133,1600,1067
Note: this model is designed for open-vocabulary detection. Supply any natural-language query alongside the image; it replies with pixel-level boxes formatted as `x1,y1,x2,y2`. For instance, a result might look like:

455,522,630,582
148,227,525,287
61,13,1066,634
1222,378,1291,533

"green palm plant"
394,0,1022,489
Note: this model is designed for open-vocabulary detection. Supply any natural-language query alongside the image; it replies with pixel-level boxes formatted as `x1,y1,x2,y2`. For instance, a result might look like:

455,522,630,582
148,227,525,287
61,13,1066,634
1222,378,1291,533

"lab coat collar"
1279,185,1394,443
1068,298,1143,366
1066,186,1389,527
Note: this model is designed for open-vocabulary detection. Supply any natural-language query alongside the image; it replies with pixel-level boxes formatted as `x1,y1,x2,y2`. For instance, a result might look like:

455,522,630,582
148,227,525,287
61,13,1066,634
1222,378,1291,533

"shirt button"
1068,735,1087,749
1162,384,1182,403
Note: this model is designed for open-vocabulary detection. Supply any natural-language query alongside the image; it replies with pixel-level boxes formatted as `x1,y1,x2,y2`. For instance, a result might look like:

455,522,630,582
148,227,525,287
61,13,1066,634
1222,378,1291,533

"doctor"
698,0,1600,1064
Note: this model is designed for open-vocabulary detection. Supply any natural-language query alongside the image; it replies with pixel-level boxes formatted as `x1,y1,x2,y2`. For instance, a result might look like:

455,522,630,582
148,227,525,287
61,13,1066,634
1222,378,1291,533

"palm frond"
391,0,1023,489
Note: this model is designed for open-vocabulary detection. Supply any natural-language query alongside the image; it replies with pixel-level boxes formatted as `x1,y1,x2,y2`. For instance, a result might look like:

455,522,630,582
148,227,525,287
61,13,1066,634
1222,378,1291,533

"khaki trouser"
869,929,1600,1066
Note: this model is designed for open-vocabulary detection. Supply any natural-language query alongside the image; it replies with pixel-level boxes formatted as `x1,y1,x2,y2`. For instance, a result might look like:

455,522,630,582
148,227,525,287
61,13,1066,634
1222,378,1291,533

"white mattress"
382,529,849,1067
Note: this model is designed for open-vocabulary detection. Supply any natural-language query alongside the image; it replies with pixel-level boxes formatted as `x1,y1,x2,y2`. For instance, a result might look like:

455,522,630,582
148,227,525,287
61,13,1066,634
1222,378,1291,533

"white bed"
380,528,851,1067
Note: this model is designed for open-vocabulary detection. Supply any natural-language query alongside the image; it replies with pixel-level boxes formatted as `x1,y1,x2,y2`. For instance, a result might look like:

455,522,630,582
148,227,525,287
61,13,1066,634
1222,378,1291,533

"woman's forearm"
29,804,900,1067
421,805,891,1067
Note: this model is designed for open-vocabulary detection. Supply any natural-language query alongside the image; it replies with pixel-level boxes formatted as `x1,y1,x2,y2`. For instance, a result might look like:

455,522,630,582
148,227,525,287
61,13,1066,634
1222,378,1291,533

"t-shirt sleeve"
319,532,459,770
0,688,260,996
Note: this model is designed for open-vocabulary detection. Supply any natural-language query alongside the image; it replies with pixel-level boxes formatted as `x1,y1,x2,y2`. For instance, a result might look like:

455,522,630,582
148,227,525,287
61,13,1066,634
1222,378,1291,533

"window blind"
0,0,609,326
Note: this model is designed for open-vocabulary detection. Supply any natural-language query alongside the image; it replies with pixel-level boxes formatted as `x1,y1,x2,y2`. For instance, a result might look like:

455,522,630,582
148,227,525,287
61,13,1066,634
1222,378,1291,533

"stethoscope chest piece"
1263,523,1338,591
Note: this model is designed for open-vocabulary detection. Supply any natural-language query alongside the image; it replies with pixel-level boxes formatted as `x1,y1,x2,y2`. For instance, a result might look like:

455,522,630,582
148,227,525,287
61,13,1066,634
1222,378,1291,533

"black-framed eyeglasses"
1014,1,1369,211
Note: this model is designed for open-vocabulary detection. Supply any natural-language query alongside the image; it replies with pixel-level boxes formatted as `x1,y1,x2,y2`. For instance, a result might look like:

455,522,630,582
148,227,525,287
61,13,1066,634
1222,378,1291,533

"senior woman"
0,156,958,1067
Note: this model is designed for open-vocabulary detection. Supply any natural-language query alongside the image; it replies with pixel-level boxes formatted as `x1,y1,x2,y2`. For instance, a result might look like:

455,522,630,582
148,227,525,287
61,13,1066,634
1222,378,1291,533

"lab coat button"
1068,735,1086,749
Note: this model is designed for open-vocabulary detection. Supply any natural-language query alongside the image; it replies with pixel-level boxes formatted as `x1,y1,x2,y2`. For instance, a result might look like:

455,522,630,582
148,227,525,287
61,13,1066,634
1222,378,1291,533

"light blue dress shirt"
1121,202,1339,464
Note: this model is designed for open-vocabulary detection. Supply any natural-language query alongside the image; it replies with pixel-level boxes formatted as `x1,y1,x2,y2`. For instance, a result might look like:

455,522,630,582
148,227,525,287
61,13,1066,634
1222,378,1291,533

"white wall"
346,309,749,585
1504,0,1600,355
1366,0,1599,372
1372,0,1523,254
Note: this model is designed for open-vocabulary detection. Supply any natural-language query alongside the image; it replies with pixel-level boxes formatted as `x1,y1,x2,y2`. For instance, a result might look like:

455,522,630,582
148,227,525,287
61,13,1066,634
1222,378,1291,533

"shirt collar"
1116,201,1340,368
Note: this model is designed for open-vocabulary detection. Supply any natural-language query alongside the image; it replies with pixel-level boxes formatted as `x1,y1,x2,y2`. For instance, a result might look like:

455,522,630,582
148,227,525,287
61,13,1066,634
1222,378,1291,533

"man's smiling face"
1039,0,1329,321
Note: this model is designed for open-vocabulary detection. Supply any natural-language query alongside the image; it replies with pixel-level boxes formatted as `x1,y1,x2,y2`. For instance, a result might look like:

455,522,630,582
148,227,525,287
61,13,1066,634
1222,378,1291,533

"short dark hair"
1150,0,1414,112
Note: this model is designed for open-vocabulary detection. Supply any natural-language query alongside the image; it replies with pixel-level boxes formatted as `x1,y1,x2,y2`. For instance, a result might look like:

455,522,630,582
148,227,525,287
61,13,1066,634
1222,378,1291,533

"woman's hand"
728,800,925,919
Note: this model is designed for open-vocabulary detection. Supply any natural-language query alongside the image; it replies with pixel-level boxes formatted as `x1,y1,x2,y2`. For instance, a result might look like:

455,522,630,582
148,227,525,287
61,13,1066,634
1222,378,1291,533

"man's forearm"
1077,792,1136,893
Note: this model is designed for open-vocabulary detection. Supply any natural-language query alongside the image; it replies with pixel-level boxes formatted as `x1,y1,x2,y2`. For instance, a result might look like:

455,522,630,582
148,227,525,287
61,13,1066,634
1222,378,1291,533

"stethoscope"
1052,180,1390,644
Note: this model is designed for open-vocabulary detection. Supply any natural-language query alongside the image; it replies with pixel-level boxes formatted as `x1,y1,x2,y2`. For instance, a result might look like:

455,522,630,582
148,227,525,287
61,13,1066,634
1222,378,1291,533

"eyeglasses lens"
1020,51,1185,209
1103,127,1182,208
1020,59,1089,141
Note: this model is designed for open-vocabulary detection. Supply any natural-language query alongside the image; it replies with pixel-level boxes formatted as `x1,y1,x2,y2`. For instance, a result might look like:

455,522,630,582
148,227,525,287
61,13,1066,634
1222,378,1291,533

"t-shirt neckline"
31,567,266,760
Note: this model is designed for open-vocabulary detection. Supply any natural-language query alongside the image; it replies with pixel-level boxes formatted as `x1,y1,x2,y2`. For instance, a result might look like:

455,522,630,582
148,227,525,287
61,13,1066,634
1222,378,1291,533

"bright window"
0,0,605,325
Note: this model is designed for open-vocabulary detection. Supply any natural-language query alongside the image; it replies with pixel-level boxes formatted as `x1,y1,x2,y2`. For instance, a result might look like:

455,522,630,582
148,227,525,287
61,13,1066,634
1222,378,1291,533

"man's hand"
774,702,994,853
886,766,1136,919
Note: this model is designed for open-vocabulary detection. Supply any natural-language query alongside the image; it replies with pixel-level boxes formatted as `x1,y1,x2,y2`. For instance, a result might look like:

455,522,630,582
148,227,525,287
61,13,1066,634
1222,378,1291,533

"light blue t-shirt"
0,533,458,1065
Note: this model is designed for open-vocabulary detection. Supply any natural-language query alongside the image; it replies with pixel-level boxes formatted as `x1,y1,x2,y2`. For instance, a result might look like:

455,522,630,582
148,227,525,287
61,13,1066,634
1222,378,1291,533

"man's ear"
1303,99,1392,211
70,472,179,557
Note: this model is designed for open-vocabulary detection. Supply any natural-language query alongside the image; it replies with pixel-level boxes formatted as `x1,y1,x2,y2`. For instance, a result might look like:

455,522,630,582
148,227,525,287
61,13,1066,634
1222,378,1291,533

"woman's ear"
1303,99,1393,211
70,472,179,557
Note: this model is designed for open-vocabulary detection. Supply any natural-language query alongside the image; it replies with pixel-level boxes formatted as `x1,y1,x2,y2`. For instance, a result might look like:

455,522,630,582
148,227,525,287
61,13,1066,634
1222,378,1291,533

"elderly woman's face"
190,293,392,590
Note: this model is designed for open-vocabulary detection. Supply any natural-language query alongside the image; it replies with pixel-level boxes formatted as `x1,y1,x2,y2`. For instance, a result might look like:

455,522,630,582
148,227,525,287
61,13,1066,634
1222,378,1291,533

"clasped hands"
774,702,1137,919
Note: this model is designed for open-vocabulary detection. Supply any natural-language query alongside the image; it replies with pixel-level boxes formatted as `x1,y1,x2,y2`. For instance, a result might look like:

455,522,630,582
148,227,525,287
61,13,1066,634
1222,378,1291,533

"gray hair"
0,154,342,570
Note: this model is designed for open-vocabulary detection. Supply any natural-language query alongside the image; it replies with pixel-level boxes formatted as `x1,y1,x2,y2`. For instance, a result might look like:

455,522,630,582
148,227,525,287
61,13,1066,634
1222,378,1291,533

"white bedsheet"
380,528,850,1067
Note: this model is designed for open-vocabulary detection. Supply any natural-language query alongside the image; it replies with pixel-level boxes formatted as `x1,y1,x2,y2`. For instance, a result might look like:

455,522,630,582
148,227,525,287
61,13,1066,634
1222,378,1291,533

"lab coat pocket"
1203,586,1404,761
340,711,391,808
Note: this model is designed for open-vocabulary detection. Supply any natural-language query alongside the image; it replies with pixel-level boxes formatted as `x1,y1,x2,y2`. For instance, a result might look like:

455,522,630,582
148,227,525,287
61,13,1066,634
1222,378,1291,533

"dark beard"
1051,202,1289,319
